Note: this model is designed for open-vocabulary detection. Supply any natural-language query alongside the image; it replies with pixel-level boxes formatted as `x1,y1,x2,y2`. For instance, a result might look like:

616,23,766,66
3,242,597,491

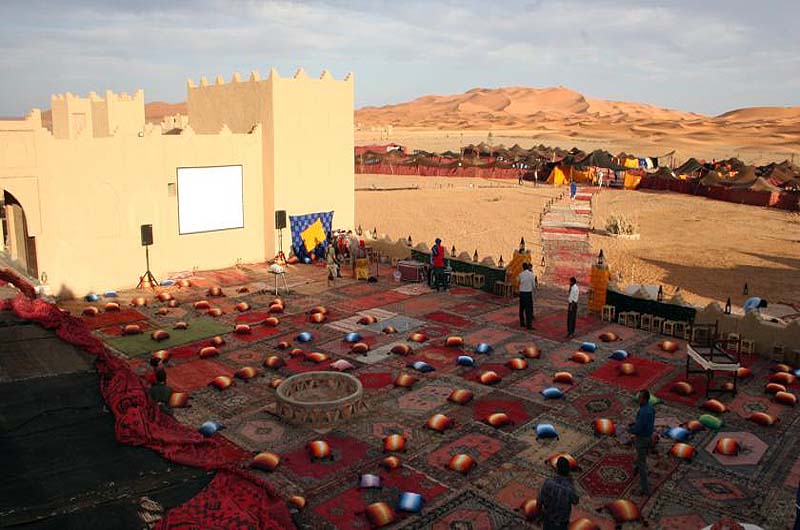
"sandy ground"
356,174,800,308
356,174,560,265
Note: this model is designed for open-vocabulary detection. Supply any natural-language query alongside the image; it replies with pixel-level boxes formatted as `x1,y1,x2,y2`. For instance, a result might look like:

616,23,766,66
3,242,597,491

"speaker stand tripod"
276,228,287,263
136,245,158,290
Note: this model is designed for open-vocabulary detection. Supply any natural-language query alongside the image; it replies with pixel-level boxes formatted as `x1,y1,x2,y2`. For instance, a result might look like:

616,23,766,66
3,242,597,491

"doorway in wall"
2,190,38,280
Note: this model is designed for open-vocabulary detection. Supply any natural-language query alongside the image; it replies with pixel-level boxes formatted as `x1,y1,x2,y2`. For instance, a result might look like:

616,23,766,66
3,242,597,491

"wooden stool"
651,316,665,334
662,320,676,336
640,313,653,332
726,333,741,354
472,274,485,290
772,344,785,363
602,305,615,322
617,311,629,325
671,321,688,338
493,281,514,298
740,338,755,356
453,271,473,287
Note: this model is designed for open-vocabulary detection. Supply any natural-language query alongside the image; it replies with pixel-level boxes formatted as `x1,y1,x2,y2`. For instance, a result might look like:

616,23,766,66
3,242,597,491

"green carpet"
103,318,231,356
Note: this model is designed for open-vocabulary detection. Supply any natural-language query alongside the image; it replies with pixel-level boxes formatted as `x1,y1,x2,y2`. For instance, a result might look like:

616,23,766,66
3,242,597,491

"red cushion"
445,336,464,348
672,381,694,396
151,330,170,341
391,344,413,356
670,442,695,460
713,437,739,455
383,434,406,452
604,499,641,522
775,391,797,406
592,418,616,436
364,502,395,528
351,342,370,354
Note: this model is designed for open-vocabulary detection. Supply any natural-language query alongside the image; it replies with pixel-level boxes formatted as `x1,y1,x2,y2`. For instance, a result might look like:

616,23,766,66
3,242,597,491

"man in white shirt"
518,262,536,329
567,277,579,338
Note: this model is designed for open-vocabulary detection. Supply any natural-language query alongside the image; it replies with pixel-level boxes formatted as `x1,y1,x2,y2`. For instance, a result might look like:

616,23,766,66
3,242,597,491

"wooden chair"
493,281,515,298
624,312,640,328
617,311,629,325
452,271,473,287
740,338,755,356
772,344,785,363
472,274,485,290
726,333,741,354
602,305,616,323
651,316,665,335
640,313,653,332
672,321,688,338
662,320,676,336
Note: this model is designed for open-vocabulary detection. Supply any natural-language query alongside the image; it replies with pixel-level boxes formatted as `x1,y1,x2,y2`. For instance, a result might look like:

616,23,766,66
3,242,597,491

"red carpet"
281,434,372,479
82,308,148,330
530,310,603,341
655,373,709,407
357,372,394,389
423,310,474,328
589,357,674,393
165,359,235,392
165,338,229,360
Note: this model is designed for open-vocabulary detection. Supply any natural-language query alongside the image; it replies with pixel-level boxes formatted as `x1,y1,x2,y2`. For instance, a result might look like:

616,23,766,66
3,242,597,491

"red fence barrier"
638,178,799,211
357,163,522,179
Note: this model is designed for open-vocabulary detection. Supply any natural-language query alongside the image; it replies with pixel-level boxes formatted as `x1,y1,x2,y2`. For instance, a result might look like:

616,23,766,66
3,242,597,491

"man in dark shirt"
628,389,656,496
537,456,579,530
149,369,172,410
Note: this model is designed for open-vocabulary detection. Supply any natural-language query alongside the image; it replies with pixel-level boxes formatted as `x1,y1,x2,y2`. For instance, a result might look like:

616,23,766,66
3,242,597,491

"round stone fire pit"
275,371,366,427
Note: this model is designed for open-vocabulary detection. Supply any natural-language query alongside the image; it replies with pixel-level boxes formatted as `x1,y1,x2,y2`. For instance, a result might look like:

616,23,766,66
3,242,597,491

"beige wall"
0,68,354,297
694,303,800,357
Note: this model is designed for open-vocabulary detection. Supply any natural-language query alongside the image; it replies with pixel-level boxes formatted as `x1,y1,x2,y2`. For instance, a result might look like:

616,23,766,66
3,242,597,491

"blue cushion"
344,332,362,343
103,290,118,298
610,350,629,360
536,423,559,439
475,343,493,354
580,342,597,353
85,293,100,302
199,420,223,437
159,280,174,286
410,361,435,373
664,426,691,442
541,387,564,399
794,368,800,378
397,492,424,513
360,474,381,488
296,332,314,343
456,355,475,367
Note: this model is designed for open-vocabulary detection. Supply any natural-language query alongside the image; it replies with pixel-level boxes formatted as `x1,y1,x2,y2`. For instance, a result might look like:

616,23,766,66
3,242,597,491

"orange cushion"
151,330,170,342
391,344,413,356
394,374,417,388
765,383,787,394
592,418,616,436
553,372,574,384
445,336,464,348
381,456,401,470
168,392,189,408
309,312,326,323
408,333,427,343
618,362,637,376
364,502,395,528
173,321,188,330
251,452,280,471
104,302,121,312
122,324,142,335
598,331,619,342
233,324,252,335
263,317,280,327
235,302,250,312
748,412,778,426
604,499,641,523
659,340,679,353
199,346,219,359
210,376,233,390
308,440,331,459
546,453,578,470
448,389,474,405
479,370,502,385
383,434,406,452
210,336,225,346
194,300,211,310
520,346,541,359
670,442,696,460
207,308,223,317
485,412,513,428
447,454,475,474
520,499,540,521
358,315,378,325
426,413,453,432
351,342,370,354
713,437,740,455
775,391,797,406
702,399,727,413
672,381,694,396
570,352,593,364
234,367,259,380
506,358,528,370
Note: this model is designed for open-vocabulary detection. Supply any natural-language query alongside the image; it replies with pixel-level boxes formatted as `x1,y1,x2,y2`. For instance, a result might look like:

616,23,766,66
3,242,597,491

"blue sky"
1,0,799,116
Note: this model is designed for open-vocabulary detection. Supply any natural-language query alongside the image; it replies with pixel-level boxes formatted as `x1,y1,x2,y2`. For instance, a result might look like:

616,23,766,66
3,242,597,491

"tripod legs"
137,246,158,290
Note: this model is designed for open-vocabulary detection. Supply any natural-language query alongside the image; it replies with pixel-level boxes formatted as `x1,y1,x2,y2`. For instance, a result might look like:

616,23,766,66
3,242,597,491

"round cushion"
251,452,280,471
426,413,453,432
592,418,616,436
541,387,564,399
381,456,401,470
748,412,778,426
344,332,362,343
618,362,637,376
506,358,528,370
448,389,474,405
234,324,252,335
210,376,233,390
383,434,406,452
82,306,99,316
659,340,679,353
330,359,355,372
168,392,189,408
485,412,513,428
713,437,740,455
173,321,188,330
553,372,574,384
151,330,170,342
536,423,559,439
570,352,593,364
445,336,464,348
520,346,541,359
447,454,475,474
408,332,427,343
305,352,330,364
670,442,696,460
263,356,284,369
765,382,787,394
309,312,326,323
235,302,250,312
610,349,629,360
351,342,370,355
699,414,724,430
210,335,225,347
263,317,280,327
672,381,694,396
199,346,219,358
358,315,378,325
207,308,223,317
296,331,314,343
456,355,475,367
479,370,502,385
391,344,413,356
604,499,641,523
598,332,619,342
308,440,331,459
702,399,728,413
774,391,797,406
475,343,493,354
394,374,417,388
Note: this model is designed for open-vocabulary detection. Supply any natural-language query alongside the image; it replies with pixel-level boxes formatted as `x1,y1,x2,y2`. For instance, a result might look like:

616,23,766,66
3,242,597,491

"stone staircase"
540,189,595,289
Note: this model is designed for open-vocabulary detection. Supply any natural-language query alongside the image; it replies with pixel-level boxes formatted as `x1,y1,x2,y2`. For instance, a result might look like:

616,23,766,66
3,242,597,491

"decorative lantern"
725,297,732,314
742,283,748,295
498,256,504,268
357,225,363,236
451,245,456,258
657,285,663,302
541,255,546,267
597,250,604,266
372,227,378,239
473,250,479,263
407,235,412,246
519,238,526,253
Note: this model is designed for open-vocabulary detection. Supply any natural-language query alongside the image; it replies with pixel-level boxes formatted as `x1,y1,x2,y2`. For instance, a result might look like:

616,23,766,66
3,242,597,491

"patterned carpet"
76,263,799,529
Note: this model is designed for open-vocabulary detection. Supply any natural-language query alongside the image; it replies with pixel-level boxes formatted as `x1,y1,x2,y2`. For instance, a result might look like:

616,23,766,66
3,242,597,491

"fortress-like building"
0,68,355,296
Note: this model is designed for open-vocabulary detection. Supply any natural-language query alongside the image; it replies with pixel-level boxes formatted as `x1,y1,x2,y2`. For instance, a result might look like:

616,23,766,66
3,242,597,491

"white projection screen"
177,165,244,235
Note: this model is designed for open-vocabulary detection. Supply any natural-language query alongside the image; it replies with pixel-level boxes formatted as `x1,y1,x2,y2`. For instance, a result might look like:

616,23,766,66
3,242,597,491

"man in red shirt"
431,238,447,291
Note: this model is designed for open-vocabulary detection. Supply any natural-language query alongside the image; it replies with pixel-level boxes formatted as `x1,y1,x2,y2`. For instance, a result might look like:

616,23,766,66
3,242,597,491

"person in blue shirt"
569,181,577,200
628,389,656,496
743,297,767,315
794,479,800,530
537,456,579,530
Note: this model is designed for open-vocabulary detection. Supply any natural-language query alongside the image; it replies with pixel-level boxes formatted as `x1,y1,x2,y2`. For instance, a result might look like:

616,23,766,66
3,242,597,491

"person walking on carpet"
518,262,535,330
431,238,447,291
537,456,579,530
566,277,579,338
628,389,656,497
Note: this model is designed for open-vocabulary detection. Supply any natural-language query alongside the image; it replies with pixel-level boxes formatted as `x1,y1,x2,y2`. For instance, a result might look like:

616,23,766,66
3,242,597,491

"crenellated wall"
0,67,355,296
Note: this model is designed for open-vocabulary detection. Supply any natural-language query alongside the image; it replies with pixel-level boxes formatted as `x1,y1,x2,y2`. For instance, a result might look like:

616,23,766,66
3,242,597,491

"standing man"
348,231,360,278
537,456,579,530
794,479,799,530
431,238,446,291
566,277,579,338
518,262,535,330
628,389,656,497
569,181,577,200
